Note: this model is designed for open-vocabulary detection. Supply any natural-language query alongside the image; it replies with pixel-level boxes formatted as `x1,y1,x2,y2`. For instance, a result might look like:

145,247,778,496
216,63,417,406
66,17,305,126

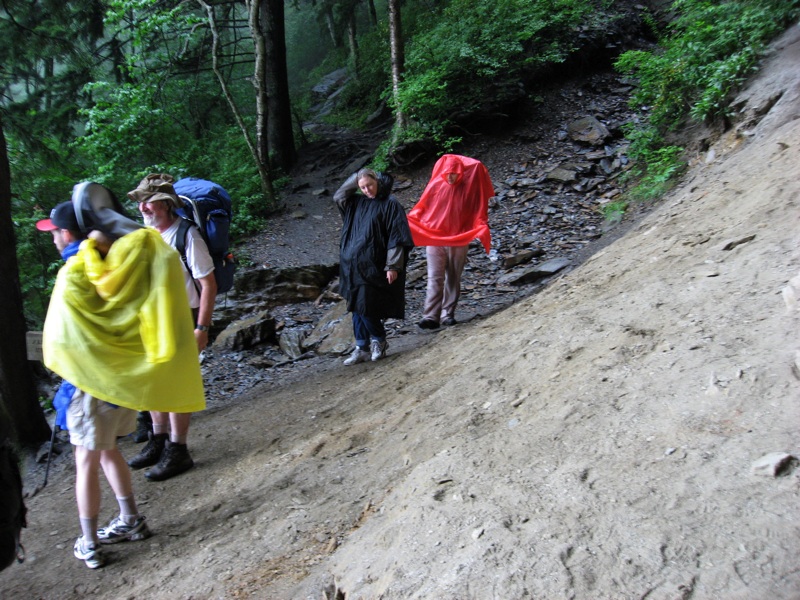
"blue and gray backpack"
172,177,236,294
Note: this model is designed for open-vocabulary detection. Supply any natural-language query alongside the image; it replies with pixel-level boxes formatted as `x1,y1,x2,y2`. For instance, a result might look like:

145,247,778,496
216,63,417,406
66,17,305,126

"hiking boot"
441,316,457,327
343,347,370,366
74,536,105,569
370,339,388,362
97,515,151,545
132,411,152,443
417,318,440,330
128,432,167,469
145,441,194,481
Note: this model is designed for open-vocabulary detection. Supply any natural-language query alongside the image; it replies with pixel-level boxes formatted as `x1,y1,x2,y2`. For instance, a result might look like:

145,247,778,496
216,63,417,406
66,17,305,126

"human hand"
88,230,114,257
386,270,398,284
194,328,209,351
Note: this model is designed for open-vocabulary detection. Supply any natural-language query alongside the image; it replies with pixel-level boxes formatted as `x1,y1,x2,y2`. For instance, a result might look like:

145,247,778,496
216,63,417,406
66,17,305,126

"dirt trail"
4,25,800,600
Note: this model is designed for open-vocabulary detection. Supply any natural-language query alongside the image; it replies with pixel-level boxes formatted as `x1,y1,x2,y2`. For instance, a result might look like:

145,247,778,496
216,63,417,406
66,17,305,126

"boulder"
213,311,276,351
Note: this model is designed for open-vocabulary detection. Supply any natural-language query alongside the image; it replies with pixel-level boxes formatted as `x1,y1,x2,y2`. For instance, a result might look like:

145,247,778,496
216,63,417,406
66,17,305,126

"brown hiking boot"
145,441,194,481
127,432,167,469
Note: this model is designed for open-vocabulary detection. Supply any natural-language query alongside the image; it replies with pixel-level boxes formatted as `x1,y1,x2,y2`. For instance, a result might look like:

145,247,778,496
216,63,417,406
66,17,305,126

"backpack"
172,178,236,294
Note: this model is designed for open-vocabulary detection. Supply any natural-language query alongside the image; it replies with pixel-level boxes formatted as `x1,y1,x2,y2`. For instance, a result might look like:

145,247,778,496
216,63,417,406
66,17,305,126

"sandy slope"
3,24,799,600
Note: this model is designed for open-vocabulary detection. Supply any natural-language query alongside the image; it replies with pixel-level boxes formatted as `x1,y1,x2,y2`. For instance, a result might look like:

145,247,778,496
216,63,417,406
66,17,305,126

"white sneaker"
74,536,105,569
370,339,388,361
343,347,370,365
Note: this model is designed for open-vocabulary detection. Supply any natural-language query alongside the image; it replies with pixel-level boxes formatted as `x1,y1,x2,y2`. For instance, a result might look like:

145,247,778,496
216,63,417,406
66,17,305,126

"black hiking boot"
128,432,167,469
145,441,194,481
132,411,152,443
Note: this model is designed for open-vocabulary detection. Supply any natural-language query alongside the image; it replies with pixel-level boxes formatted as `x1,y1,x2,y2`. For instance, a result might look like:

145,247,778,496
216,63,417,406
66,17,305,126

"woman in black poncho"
333,168,414,365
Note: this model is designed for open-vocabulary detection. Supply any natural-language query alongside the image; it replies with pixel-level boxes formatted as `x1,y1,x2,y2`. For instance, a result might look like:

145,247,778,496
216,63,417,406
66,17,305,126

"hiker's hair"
357,168,378,183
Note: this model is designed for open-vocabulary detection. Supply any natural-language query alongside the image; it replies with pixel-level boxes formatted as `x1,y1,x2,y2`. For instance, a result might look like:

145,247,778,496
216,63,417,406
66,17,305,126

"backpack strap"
175,218,202,297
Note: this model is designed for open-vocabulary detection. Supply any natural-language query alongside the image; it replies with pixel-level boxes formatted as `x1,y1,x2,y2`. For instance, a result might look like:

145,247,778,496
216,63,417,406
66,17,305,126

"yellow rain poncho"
43,228,205,413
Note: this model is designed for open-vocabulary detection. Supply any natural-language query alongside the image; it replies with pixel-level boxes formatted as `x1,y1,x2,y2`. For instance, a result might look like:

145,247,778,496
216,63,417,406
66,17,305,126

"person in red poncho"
407,155,494,328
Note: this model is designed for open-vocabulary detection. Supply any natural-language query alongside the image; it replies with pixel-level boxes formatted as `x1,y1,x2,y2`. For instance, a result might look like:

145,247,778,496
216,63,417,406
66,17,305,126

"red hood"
407,154,494,253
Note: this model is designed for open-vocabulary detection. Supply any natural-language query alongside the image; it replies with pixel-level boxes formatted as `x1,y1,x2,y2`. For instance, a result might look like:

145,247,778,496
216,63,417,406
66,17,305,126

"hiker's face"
359,176,378,199
138,199,170,229
50,230,68,253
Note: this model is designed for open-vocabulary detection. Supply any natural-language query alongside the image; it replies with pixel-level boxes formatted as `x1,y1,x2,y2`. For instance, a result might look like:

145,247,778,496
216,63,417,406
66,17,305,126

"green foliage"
617,0,799,130
601,200,628,222
6,130,84,328
394,0,595,146
615,0,799,203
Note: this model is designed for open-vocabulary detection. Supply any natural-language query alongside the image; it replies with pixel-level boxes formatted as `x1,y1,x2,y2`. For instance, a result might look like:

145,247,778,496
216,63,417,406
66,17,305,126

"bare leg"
99,447,134,500
150,411,170,435
74,446,102,523
169,412,192,445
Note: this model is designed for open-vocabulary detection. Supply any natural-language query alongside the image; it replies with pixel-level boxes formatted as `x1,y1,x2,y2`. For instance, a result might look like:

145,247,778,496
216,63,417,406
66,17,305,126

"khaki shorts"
67,388,136,451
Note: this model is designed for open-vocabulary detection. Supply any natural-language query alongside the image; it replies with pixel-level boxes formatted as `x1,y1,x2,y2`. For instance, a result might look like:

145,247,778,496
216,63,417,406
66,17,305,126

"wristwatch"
195,324,210,332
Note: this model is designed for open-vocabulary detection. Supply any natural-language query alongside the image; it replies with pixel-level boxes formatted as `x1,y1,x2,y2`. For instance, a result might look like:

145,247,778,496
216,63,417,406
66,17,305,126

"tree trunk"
0,115,51,448
324,6,339,48
367,0,378,26
247,0,272,180
197,0,274,208
263,0,296,173
347,7,359,74
387,0,407,135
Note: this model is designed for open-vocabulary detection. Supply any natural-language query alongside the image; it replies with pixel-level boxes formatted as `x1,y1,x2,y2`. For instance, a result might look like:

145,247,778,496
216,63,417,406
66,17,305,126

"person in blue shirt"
37,201,151,569
36,202,86,431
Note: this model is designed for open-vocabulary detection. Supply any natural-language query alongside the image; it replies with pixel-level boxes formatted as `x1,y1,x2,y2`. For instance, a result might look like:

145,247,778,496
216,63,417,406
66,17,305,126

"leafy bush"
615,0,800,200
394,0,595,147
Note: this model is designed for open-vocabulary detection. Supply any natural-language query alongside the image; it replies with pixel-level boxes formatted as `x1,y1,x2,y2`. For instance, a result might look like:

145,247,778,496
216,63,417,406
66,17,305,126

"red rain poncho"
407,154,494,253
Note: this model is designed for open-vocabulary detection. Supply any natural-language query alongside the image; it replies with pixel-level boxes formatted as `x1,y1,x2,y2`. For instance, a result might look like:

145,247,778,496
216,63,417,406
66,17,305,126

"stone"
279,329,305,360
546,167,577,183
751,452,796,477
233,264,338,306
501,249,540,269
303,301,354,356
213,311,276,351
567,115,611,145
496,257,571,286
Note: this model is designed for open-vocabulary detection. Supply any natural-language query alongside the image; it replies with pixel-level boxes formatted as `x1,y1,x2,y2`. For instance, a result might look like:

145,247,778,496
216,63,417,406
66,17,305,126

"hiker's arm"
333,173,359,211
194,272,217,351
385,246,405,284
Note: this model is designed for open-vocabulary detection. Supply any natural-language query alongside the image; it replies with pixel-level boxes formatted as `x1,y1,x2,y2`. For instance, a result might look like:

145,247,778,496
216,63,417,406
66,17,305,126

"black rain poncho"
334,172,414,319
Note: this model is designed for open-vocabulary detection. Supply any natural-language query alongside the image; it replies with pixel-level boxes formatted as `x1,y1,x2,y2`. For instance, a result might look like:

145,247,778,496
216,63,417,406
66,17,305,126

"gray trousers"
423,245,469,322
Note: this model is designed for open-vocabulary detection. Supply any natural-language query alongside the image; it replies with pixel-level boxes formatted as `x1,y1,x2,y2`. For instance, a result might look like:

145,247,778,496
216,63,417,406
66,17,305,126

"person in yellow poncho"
41,188,205,569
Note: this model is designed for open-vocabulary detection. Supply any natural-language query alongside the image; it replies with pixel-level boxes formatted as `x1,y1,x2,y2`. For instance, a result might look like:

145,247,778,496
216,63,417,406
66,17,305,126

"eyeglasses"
137,199,166,207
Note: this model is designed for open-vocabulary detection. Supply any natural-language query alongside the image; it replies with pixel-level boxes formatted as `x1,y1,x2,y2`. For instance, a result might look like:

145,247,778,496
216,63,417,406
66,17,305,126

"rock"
781,273,800,312
279,329,305,360
567,115,611,145
546,167,577,183
496,257,571,286
751,452,796,477
311,67,349,98
501,249,540,269
721,234,756,251
303,301,353,356
233,264,338,307
213,311,276,351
